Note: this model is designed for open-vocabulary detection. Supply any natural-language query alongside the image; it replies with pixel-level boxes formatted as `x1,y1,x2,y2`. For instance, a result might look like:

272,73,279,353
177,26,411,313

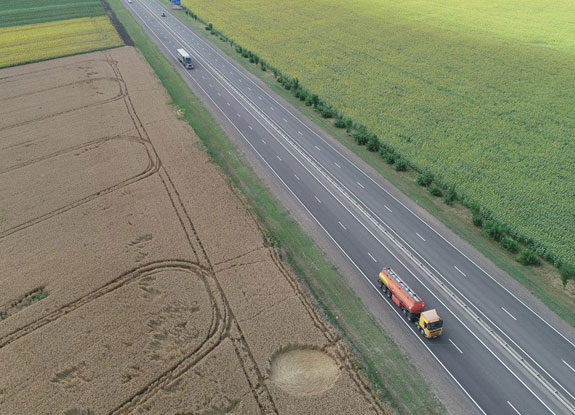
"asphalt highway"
123,1,575,413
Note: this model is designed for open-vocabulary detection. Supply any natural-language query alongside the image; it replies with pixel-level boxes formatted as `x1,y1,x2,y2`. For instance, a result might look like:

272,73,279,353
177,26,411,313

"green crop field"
183,0,575,265
0,0,122,68
0,0,106,28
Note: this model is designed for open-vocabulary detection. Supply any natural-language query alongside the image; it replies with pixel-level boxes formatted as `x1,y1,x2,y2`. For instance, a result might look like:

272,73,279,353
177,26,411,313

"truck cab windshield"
184,57,191,64
428,320,443,330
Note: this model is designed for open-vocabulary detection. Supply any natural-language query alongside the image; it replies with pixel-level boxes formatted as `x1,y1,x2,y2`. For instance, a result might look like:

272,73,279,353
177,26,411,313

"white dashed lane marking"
501,307,517,321
454,266,467,277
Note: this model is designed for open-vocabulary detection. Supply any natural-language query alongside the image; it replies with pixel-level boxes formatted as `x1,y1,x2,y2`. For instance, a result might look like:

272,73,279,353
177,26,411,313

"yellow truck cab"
418,309,443,339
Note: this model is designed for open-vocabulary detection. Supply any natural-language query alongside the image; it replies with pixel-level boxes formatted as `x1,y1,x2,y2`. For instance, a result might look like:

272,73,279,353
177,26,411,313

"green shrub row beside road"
177,3,575,289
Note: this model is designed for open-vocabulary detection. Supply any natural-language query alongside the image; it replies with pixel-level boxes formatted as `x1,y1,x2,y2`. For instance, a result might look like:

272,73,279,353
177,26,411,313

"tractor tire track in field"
209,157,386,414
105,51,279,412
0,48,384,414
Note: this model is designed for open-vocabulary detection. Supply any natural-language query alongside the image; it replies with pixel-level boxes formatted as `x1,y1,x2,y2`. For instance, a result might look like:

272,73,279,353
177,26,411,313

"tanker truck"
378,267,443,339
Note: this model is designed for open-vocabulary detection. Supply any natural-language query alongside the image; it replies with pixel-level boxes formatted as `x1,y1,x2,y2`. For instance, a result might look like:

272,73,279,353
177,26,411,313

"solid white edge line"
502,307,518,321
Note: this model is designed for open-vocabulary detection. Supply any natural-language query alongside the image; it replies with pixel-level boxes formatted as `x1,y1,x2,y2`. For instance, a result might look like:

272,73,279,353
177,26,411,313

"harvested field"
0,47,386,414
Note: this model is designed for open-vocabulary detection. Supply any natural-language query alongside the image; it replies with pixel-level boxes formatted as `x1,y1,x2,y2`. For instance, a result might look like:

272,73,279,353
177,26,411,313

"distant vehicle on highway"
378,267,443,339
177,48,193,69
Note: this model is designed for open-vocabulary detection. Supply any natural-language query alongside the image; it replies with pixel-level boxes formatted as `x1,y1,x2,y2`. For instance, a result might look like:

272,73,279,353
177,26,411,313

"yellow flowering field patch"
0,16,122,68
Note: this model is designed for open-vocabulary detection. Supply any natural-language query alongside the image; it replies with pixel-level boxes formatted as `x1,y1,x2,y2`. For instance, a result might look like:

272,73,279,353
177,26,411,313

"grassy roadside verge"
164,5,575,327
105,0,445,413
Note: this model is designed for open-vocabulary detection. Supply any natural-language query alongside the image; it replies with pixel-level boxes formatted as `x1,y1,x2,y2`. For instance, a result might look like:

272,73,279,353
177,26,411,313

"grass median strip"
105,0,445,413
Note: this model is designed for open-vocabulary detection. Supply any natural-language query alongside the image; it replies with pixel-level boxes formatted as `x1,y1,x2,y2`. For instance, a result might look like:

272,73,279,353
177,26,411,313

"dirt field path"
0,47,387,414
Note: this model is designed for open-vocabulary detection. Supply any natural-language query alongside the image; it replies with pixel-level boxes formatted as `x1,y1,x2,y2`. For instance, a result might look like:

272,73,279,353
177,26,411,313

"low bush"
472,212,483,227
500,236,519,253
384,153,397,165
395,158,407,171
345,118,353,131
353,132,369,146
484,219,504,241
518,249,541,266
334,118,346,128
367,135,380,152
311,94,319,107
416,171,434,187
559,263,575,287
429,185,442,197
319,106,334,118
443,185,457,205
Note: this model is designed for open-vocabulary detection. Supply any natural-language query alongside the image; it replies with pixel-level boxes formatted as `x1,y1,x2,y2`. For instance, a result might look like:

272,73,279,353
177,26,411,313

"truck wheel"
378,279,383,289
386,290,392,298
420,328,425,337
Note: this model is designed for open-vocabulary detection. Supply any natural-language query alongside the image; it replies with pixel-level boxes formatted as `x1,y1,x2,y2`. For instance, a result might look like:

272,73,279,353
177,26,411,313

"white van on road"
177,48,193,69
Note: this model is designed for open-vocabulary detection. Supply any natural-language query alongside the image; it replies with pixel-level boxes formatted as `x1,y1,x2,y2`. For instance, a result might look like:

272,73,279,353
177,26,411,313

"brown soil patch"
0,47,386,414
269,346,341,395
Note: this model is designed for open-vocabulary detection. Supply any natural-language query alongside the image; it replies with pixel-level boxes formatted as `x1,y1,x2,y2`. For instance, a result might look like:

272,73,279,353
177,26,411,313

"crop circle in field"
268,346,340,395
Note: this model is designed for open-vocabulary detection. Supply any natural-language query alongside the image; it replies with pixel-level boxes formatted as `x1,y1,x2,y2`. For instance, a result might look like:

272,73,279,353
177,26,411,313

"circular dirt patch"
268,346,340,395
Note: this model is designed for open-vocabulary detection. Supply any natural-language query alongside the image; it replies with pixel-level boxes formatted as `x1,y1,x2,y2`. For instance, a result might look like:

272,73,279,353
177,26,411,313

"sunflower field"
182,0,575,264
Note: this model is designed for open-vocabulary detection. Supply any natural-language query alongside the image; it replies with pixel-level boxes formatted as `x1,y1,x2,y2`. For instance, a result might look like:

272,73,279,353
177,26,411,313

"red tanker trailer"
378,267,443,339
